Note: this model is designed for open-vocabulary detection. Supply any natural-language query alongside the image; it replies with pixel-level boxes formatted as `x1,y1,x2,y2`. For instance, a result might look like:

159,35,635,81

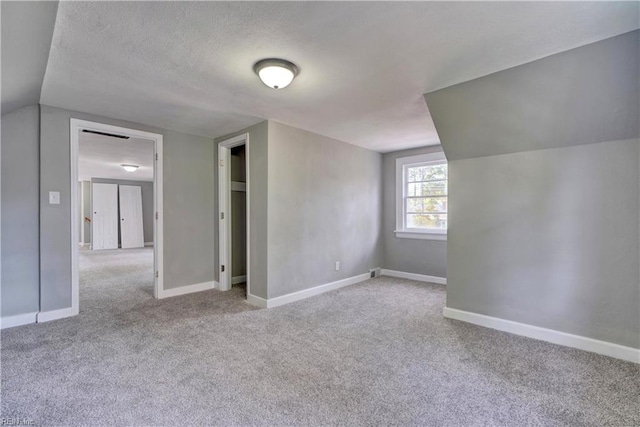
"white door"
119,185,144,249
92,183,119,250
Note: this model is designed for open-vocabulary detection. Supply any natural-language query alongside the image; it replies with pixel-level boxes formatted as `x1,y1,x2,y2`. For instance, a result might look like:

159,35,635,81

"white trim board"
1,312,38,329
381,269,447,285
232,275,247,285
144,242,154,247
37,307,76,323
157,281,217,299
231,181,246,192
265,273,372,309
443,307,640,364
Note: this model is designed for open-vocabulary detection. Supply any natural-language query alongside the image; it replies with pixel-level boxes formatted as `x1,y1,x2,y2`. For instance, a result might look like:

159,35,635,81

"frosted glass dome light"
254,59,299,90
121,164,139,172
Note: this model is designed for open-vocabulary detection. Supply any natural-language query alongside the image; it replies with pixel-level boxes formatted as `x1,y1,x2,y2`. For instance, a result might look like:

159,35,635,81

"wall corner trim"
157,281,217,299
37,307,76,323
443,307,640,364
265,273,371,308
247,293,268,308
381,269,447,285
1,312,38,329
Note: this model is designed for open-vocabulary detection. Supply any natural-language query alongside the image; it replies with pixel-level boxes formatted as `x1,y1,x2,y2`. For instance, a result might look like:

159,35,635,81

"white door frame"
218,133,250,295
70,119,164,315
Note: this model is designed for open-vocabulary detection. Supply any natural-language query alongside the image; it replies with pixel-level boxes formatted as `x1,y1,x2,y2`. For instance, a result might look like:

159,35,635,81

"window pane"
407,214,447,230
407,181,447,196
406,197,447,213
407,163,447,182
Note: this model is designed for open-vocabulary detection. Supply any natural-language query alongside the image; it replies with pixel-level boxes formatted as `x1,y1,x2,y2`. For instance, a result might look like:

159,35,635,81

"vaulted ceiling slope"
425,30,639,161
1,1,58,114
5,2,639,152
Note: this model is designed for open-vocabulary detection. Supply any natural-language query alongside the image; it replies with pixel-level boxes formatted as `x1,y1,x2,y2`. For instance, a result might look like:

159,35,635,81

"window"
395,152,447,240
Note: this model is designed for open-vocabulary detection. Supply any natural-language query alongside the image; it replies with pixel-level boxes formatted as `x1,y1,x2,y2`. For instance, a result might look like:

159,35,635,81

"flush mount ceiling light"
121,164,139,172
253,58,299,89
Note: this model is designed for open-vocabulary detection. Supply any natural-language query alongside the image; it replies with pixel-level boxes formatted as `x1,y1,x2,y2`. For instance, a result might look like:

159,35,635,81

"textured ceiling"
40,2,639,152
78,132,154,182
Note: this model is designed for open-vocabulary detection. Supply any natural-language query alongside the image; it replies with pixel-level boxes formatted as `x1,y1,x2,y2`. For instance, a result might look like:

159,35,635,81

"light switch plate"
49,191,60,205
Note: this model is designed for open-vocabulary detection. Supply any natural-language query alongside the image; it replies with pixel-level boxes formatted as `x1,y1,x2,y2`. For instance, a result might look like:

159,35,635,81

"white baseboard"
144,242,154,247
381,269,447,285
157,280,216,299
246,293,268,308
443,307,640,364
37,307,76,323
1,312,38,329
232,275,247,285
266,273,371,309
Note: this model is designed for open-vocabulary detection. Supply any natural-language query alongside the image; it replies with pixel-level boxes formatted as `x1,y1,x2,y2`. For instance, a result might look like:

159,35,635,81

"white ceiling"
40,2,639,152
78,132,154,182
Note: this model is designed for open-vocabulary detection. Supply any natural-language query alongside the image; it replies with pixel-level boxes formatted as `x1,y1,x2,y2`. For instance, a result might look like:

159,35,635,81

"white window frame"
395,151,447,241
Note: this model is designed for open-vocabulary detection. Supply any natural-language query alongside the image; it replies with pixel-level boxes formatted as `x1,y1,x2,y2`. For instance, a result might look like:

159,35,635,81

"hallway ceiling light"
121,164,139,172
253,58,299,89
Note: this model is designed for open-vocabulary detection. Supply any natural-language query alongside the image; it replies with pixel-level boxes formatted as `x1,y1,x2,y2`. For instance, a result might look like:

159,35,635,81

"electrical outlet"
335,261,340,271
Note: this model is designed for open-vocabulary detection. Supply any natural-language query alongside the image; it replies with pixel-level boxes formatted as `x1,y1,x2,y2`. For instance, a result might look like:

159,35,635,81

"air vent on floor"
369,268,381,278
82,129,130,139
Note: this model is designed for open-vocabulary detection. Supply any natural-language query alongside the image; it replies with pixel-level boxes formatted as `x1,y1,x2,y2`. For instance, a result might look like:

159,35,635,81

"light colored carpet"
1,249,639,426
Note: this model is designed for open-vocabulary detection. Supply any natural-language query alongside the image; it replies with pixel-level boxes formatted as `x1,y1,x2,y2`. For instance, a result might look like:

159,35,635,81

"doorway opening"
218,133,250,299
70,119,164,316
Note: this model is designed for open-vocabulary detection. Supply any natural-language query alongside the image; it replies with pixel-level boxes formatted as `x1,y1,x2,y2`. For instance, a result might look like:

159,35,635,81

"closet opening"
218,133,250,300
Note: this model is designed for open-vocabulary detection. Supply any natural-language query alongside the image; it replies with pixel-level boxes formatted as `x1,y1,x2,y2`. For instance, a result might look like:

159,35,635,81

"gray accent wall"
215,121,269,299
266,121,383,299
1,105,41,317
447,139,639,348
382,146,447,278
426,30,639,161
81,181,91,244
39,105,216,310
90,178,154,245
426,31,640,349
1,1,58,114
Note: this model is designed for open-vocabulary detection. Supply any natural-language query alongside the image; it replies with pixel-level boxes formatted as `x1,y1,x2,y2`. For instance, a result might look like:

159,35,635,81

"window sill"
394,230,447,241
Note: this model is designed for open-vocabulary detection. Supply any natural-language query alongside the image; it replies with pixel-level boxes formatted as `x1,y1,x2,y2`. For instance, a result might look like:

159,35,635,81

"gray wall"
426,31,640,349
90,178,154,244
447,139,639,348
77,181,82,240
1,105,40,317
267,121,383,299
1,1,58,114
231,146,246,278
39,105,216,311
426,30,639,161
382,146,447,278
81,181,91,244
215,121,269,299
